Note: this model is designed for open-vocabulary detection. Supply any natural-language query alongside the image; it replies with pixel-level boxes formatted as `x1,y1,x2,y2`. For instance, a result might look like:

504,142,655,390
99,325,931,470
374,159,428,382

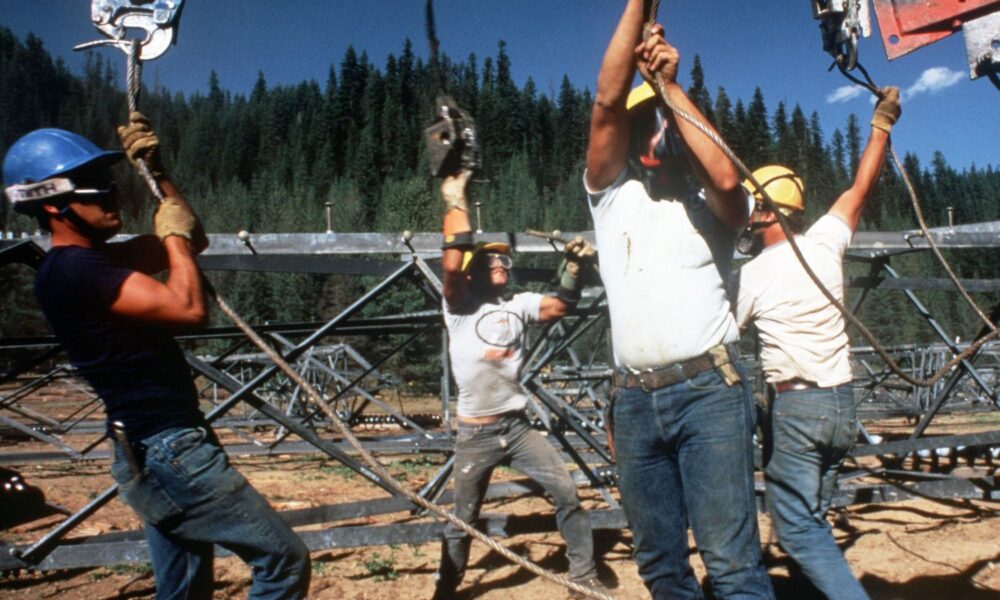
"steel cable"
121,38,611,600
837,58,997,332
641,2,1000,388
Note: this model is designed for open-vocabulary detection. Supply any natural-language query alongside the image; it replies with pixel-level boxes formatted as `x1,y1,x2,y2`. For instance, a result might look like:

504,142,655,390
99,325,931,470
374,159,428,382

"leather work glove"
440,169,472,212
154,197,198,243
563,236,597,278
118,111,164,178
871,87,901,133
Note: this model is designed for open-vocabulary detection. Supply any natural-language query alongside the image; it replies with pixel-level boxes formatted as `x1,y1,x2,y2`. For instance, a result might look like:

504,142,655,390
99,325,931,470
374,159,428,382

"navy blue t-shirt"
34,245,205,441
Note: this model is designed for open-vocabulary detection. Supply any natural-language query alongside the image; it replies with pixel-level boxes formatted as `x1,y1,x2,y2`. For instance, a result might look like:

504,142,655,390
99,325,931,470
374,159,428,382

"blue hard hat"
3,128,122,188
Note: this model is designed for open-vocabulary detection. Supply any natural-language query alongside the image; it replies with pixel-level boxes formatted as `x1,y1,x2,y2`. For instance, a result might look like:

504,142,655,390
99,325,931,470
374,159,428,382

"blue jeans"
111,426,310,600
613,366,774,600
436,413,596,592
765,385,869,600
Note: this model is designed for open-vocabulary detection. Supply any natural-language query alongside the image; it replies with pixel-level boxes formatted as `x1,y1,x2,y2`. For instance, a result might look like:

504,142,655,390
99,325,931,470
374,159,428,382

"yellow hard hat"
742,165,804,214
626,82,657,111
460,242,511,272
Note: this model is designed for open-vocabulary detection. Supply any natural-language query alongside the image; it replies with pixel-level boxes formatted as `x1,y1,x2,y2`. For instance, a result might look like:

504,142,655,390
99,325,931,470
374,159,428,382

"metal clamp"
75,0,185,60
813,0,871,71
423,95,482,178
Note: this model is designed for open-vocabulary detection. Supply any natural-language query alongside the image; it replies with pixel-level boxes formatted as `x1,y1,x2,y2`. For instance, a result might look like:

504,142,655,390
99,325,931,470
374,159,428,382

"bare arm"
585,0,645,191
828,87,900,232
827,128,889,232
539,296,570,322
105,179,208,273
110,235,207,327
441,171,473,309
636,26,745,229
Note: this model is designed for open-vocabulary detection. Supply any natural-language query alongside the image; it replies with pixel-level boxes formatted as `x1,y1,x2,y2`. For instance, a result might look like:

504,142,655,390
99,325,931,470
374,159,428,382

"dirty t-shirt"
444,292,543,417
735,214,853,386
585,169,742,370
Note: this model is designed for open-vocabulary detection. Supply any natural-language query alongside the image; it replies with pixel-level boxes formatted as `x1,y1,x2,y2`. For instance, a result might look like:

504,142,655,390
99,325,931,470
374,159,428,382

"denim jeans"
110,426,310,600
765,385,869,600
436,413,596,592
612,366,774,600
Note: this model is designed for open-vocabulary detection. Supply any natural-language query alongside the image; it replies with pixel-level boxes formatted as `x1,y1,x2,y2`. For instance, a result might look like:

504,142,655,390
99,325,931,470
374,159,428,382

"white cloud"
905,66,964,99
826,85,864,104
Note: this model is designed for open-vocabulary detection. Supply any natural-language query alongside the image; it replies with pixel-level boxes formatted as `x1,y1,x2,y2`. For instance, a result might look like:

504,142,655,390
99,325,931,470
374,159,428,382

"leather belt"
612,343,736,392
774,379,818,393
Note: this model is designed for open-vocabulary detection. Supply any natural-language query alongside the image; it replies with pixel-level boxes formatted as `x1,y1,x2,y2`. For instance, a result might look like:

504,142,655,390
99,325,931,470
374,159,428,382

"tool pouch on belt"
710,344,742,386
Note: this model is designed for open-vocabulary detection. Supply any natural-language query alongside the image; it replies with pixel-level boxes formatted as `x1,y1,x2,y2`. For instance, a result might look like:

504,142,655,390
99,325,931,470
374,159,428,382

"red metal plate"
873,0,1000,59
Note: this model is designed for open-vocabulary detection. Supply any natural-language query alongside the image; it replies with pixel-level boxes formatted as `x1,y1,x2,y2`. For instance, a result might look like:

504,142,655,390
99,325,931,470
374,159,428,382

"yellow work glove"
117,111,164,177
871,87,901,133
154,197,197,242
440,169,472,212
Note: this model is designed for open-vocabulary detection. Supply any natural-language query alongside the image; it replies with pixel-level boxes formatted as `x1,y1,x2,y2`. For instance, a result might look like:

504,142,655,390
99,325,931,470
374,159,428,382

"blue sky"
2,1,997,171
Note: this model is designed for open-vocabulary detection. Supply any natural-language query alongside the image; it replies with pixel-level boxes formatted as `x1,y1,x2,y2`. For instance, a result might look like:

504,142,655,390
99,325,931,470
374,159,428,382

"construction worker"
2,115,311,599
584,2,773,598
433,170,607,599
734,88,901,600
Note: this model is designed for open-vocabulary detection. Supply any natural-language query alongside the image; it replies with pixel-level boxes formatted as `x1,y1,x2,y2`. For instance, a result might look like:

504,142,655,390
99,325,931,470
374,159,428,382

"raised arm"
585,0,646,191
109,112,208,327
636,25,746,229
828,87,900,232
538,237,597,322
109,112,209,274
106,180,207,274
440,170,474,309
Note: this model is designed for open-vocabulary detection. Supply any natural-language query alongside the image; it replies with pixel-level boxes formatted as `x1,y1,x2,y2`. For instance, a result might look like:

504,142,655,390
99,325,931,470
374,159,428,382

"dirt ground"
1,393,999,599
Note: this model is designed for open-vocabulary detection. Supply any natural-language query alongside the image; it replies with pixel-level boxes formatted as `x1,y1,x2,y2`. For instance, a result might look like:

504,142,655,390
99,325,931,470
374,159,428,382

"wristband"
555,259,582,304
442,231,474,250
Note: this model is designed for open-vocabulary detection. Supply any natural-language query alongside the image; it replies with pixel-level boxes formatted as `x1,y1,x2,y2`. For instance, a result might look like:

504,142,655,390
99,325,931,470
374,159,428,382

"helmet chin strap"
56,202,112,243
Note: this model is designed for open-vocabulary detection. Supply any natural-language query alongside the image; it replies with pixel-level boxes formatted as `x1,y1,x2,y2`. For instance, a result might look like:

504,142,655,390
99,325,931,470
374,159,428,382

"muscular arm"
441,172,473,309
827,127,890,232
829,86,900,232
585,0,645,191
105,177,208,274
110,232,207,328
635,28,745,229
660,84,745,229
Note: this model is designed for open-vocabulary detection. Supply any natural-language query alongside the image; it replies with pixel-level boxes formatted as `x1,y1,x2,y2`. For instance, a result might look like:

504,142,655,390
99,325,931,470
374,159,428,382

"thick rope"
211,292,611,600
836,58,997,332
640,4,1000,388
425,0,447,95
125,41,165,203
120,35,609,600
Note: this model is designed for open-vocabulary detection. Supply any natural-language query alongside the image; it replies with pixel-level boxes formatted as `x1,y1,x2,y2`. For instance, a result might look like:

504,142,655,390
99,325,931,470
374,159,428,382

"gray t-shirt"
444,292,544,417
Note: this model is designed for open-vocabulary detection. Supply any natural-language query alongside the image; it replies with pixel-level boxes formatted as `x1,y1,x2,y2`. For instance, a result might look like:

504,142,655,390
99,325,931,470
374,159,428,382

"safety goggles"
485,253,512,270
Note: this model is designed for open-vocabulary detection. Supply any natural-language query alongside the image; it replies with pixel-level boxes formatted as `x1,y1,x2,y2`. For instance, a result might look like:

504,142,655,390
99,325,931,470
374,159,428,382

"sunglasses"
74,182,119,211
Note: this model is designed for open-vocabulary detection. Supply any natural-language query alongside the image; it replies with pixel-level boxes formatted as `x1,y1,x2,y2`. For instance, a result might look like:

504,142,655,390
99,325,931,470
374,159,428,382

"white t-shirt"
586,169,741,370
735,214,853,386
444,292,544,418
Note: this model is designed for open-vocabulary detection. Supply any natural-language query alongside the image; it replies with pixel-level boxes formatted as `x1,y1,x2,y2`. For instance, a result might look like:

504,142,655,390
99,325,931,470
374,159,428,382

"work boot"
567,576,612,599
431,585,456,600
